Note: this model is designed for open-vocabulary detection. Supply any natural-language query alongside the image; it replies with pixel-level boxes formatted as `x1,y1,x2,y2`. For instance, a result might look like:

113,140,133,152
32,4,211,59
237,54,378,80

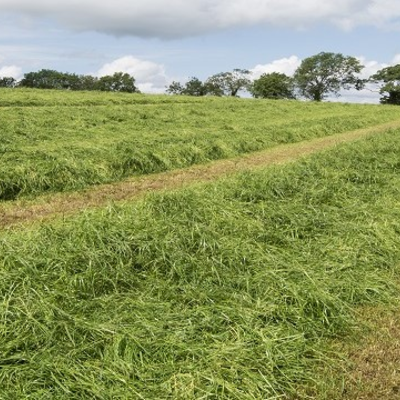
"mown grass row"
1,89,400,201
1,129,400,398
0,88,201,107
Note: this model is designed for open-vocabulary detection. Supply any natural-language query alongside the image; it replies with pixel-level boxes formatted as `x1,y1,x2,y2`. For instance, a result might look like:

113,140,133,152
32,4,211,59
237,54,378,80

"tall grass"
0,129,400,398
1,89,400,200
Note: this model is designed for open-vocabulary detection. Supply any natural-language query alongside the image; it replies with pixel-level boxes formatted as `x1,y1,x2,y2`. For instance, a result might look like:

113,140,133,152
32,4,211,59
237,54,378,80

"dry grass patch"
292,302,400,400
340,303,400,400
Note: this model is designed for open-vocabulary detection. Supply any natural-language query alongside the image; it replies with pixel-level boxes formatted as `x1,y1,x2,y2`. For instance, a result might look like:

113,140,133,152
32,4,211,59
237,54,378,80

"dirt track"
1,119,400,229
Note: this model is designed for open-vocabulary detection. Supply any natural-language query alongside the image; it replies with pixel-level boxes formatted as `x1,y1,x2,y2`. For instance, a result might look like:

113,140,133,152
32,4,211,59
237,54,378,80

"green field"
1,88,400,201
1,98,400,400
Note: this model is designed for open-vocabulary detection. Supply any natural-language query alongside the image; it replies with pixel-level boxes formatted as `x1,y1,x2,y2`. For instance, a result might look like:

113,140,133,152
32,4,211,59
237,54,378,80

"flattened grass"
1,89,400,201
2,119,398,229
0,128,400,398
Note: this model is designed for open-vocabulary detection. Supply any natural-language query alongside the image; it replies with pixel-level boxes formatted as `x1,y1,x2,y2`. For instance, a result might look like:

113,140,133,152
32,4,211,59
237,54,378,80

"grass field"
1,88,400,201
1,122,400,398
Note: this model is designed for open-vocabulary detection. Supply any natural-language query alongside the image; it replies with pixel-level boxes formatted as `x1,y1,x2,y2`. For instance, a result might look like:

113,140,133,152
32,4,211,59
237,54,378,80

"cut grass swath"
1,89,400,201
0,129,400,398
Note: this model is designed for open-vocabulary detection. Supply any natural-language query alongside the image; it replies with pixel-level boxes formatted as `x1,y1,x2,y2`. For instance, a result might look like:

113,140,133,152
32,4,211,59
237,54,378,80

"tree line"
1,52,400,104
167,52,400,105
0,70,140,93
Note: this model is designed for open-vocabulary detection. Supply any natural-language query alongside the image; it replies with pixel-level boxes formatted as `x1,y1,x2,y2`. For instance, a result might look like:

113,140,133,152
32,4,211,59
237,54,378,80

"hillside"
0,91,400,399
1,89,400,201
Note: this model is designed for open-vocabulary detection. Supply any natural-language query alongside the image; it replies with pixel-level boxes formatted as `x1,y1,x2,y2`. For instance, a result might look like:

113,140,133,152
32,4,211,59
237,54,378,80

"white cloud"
329,53,400,103
356,56,388,79
0,65,23,79
352,55,400,103
392,54,400,65
251,56,301,78
2,0,400,38
329,88,380,104
361,0,400,29
97,56,168,93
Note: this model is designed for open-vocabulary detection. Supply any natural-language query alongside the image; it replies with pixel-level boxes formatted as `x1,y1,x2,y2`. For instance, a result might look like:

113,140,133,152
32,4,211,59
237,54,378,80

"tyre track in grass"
1,119,400,229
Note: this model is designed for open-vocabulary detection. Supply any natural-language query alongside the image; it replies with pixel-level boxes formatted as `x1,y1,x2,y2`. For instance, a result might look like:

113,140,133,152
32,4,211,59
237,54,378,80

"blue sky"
1,0,400,102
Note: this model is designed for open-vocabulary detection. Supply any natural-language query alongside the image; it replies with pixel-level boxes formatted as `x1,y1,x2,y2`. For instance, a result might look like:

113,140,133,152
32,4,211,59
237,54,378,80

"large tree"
205,69,251,97
166,77,207,96
166,81,185,95
250,72,295,100
20,69,70,89
370,64,400,105
96,72,139,93
182,77,207,96
293,52,364,101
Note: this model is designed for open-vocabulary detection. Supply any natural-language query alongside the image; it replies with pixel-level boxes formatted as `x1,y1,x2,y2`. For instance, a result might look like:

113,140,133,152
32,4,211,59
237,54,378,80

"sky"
1,0,400,103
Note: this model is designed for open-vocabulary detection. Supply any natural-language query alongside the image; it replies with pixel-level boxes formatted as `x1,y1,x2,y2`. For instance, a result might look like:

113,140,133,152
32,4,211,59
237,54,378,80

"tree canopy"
166,77,207,96
370,64,400,105
19,70,74,90
0,77,16,88
17,69,139,93
166,70,251,97
293,52,364,101
166,81,185,95
205,69,251,97
250,72,295,100
96,72,139,93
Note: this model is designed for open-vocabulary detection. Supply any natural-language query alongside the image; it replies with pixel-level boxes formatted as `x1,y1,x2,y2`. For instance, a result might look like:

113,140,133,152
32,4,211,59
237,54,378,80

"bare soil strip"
1,119,400,229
